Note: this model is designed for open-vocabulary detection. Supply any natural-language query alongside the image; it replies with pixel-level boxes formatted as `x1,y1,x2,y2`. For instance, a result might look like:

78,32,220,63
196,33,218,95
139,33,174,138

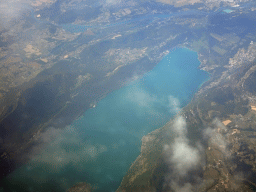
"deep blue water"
4,48,208,192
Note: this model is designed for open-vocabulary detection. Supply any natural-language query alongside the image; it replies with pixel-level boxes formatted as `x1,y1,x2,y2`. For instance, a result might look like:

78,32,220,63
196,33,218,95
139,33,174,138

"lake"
2,48,209,192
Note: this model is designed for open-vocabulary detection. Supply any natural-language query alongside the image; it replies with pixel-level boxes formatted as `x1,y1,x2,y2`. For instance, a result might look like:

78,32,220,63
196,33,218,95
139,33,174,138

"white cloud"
29,126,108,172
168,95,181,114
164,116,203,191
171,182,193,192
105,0,122,5
213,118,227,132
171,137,200,176
203,118,229,156
168,116,200,176
172,115,187,136
125,85,157,108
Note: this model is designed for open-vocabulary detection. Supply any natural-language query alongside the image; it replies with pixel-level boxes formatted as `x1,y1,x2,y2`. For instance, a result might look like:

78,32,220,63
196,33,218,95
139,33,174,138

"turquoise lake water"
3,48,209,192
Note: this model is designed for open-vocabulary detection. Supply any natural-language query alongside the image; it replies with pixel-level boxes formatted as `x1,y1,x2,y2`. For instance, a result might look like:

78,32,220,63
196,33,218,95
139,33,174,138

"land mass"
0,0,256,191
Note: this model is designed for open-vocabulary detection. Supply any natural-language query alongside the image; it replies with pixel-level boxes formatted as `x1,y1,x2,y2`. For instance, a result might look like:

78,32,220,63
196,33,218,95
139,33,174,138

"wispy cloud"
162,114,238,191
168,95,181,114
106,0,122,4
29,126,108,172
163,110,203,191
203,118,230,157
105,0,123,6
